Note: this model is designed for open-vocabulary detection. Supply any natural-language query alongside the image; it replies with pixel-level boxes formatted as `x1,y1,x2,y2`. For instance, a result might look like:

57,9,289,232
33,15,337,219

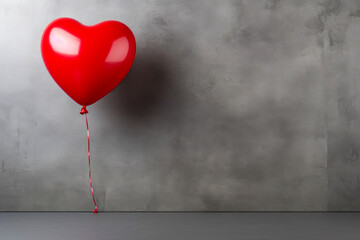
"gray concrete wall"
0,0,359,211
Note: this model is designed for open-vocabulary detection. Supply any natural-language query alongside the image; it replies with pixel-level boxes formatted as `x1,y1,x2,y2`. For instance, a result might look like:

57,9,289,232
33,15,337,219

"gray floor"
1,212,360,240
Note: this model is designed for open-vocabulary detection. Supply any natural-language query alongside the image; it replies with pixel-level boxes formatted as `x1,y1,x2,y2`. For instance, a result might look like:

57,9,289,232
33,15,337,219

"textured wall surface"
0,0,360,211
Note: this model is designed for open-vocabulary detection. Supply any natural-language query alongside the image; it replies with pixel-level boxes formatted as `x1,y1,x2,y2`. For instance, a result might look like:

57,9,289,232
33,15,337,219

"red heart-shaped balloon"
41,18,136,106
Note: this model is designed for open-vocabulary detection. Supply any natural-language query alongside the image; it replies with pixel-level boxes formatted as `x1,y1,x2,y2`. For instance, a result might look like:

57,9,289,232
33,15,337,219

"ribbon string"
80,106,98,213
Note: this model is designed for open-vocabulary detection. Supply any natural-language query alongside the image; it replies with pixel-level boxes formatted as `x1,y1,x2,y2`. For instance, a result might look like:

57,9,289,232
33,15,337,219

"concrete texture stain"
0,0,360,211
349,9,360,17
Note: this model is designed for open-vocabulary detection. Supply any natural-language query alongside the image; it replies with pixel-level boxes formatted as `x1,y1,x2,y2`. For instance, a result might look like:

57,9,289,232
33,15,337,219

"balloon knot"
93,209,98,213
80,106,88,115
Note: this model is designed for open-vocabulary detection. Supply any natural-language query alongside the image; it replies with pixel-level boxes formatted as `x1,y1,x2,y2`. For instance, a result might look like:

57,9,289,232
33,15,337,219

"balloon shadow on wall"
101,50,174,122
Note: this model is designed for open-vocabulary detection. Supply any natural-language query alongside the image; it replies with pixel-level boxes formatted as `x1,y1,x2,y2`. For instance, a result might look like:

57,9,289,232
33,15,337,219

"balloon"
41,17,136,106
